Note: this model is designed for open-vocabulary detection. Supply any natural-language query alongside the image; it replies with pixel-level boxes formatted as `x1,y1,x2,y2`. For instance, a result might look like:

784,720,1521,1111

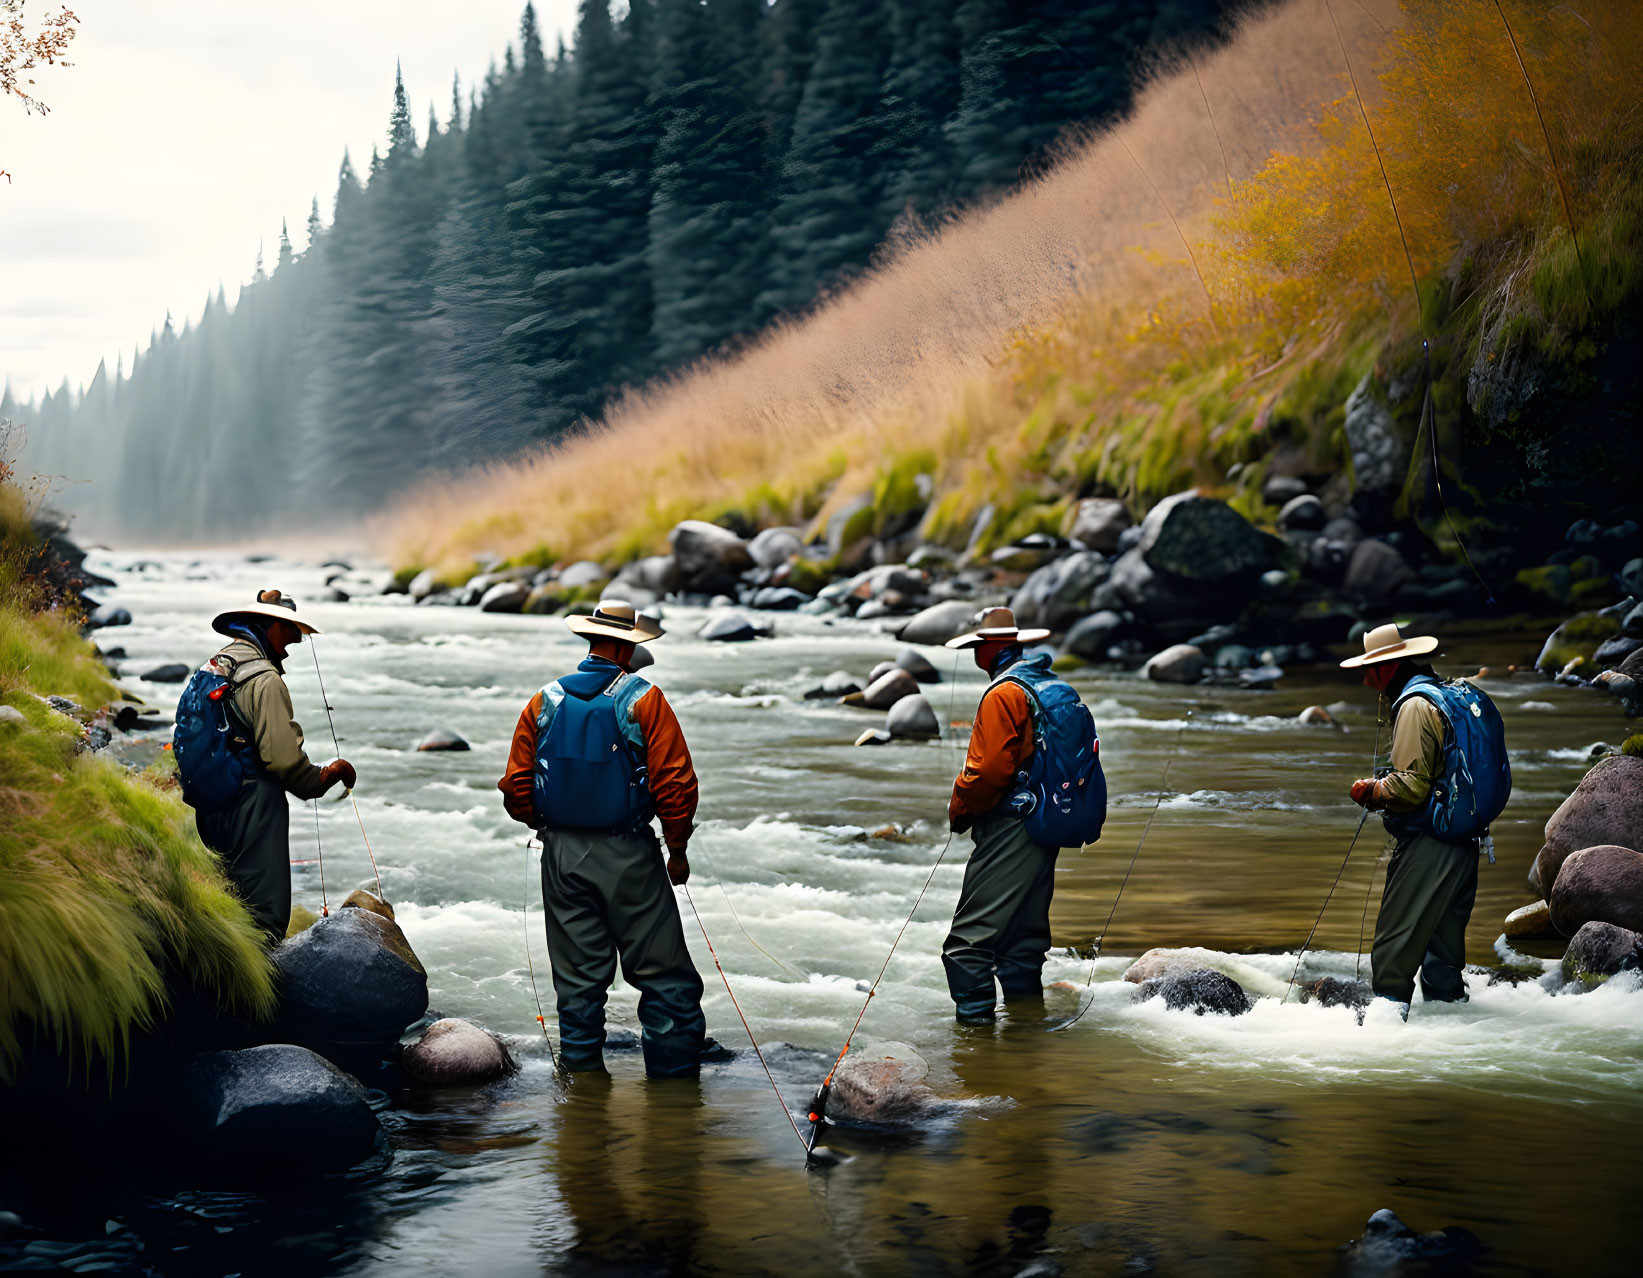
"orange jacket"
499,675,698,851
949,680,1035,823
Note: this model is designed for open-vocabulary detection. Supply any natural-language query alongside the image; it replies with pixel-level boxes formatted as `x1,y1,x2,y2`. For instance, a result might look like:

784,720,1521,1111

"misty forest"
11,0,1227,534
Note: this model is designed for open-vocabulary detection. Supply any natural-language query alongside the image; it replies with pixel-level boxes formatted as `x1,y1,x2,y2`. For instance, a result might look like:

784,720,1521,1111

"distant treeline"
12,0,1231,537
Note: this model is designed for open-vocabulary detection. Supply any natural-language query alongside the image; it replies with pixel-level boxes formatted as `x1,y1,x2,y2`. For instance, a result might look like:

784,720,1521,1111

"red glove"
322,758,357,792
1349,778,1379,809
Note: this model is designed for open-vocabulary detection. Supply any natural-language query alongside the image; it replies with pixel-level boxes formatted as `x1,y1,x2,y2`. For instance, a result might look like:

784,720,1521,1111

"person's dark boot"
954,988,997,1025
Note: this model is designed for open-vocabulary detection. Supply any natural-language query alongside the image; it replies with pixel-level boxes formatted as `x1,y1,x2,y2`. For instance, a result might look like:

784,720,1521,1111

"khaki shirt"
1379,692,1445,813
215,639,330,800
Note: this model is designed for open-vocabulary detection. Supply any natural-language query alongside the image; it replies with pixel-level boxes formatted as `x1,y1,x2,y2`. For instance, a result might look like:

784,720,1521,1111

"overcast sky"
1,1,580,402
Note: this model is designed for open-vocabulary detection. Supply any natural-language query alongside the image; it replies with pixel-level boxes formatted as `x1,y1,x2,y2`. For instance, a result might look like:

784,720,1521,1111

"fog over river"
59,549,1643,1275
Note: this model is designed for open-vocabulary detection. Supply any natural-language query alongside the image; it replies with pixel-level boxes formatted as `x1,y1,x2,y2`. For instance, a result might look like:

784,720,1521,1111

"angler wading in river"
498,600,708,1078
1342,624,1512,1019
942,607,1107,1024
173,590,357,942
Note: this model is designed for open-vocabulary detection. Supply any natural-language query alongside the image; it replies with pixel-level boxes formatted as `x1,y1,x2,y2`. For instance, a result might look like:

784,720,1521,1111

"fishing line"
805,825,957,1155
1190,62,1235,205
1354,696,1392,978
1115,134,1219,334
1324,0,1496,607
689,840,803,979
682,882,809,1152
1491,0,1589,302
1049,708,1193,1034
1288,807,1372,996
309,638,385,900
803,646,970,1152
310,799,329,916
520,835,567,1081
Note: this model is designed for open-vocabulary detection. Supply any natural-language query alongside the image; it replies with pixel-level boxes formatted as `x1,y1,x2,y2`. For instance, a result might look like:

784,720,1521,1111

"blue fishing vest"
531,658,654,833
1383,674,1511,844
991,653,1107,849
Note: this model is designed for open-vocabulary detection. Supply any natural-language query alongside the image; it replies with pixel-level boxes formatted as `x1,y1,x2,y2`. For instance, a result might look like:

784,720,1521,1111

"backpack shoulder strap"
225,657,276,688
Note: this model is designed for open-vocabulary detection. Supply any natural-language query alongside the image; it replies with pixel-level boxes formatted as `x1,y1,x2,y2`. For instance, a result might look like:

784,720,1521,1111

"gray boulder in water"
1298,976,1372,1009
857,667,919,709
885,693,939,740
1561,920,1643,984
417,728,470,751
273,908,429,1050
184,1044,381,1170
698,609,768,642
827,1054,935,1126
895,647,940,682
1138,968,1251,1016
401,1018,516,1086
1339,1208,1482,1277
894,600,980,646
804,670,861,700
140,662,191,683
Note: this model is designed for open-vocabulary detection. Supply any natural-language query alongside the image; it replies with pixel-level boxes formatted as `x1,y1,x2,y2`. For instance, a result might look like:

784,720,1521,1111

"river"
24,548,1643,1276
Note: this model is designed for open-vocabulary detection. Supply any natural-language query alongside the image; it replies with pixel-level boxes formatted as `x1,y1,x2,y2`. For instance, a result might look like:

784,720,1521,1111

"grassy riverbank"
0,477,274,1083
387,0,1641,583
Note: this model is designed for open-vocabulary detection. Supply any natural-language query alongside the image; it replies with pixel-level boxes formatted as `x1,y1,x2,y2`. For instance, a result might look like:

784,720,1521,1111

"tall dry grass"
384,0,1640,576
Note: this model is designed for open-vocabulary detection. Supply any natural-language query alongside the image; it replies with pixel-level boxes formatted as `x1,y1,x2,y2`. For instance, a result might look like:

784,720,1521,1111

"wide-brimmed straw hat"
212,589,321,637
944,606,1052,650
1338,622,1439,669
566,599,665,644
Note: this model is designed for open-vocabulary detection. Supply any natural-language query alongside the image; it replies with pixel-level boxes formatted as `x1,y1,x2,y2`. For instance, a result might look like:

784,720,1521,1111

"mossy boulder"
1535,611,1620,675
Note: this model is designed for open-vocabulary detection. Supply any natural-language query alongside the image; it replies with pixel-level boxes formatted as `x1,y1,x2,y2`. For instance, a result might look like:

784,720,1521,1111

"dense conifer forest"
6,0,1230,537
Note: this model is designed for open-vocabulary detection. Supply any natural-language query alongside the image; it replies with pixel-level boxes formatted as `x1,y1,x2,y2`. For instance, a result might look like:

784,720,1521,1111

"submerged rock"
827,1053,935,1126
272,908,429,1050
184,1044,380,1171
417,728,470,752
886,693,940,740
140,662,190,683
1298,704,1335,726
858,667,919,709
1142,643,1206,684
1138,968,1251,1016
401,1018,516,1086
698,609,768,642
1561,920,1643,984
88,604,132,629
895,647,940,683
1340,1208,1483,1277
1503,899,1553,938
1548,844,1643,934
804,670,861,700
1298,976,1372,1009
1529,755,1643,896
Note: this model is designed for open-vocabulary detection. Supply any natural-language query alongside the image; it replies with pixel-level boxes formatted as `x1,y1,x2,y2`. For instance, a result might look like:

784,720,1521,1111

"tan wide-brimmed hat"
566,599,665,644
212,589,321,637
1338,622,1439,669
944,606,1052,650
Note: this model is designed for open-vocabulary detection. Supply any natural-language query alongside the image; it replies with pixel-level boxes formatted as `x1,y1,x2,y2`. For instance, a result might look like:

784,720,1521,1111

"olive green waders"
541,827,706,1078
942,809,1059,1019
196,776,291,943
1370,831,1478,1004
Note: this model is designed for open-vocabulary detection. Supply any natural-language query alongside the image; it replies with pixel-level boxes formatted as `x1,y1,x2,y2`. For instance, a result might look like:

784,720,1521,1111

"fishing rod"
1049,708,1193,1034
1323,0,1495,607
310,799,330,917
1116,134,1218,336
309,638,385,900
520,835,569,1082
1287,806,1372,996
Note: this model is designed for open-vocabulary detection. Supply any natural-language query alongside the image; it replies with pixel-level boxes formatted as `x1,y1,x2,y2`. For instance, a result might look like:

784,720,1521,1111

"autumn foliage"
389,0,1643,577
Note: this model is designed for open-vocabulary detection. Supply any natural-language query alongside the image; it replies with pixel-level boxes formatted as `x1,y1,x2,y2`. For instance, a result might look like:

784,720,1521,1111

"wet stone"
417,728,471,751
1138,968,1251,1016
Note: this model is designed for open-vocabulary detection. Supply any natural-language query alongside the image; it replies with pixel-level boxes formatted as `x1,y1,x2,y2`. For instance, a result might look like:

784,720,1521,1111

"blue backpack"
1385,674,1511,842
532,661,654,833
995,654,1107,849
173,658,268,810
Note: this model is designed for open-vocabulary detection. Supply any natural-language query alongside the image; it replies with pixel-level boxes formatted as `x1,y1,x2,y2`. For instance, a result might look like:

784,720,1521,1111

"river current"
32,549,1643,1275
